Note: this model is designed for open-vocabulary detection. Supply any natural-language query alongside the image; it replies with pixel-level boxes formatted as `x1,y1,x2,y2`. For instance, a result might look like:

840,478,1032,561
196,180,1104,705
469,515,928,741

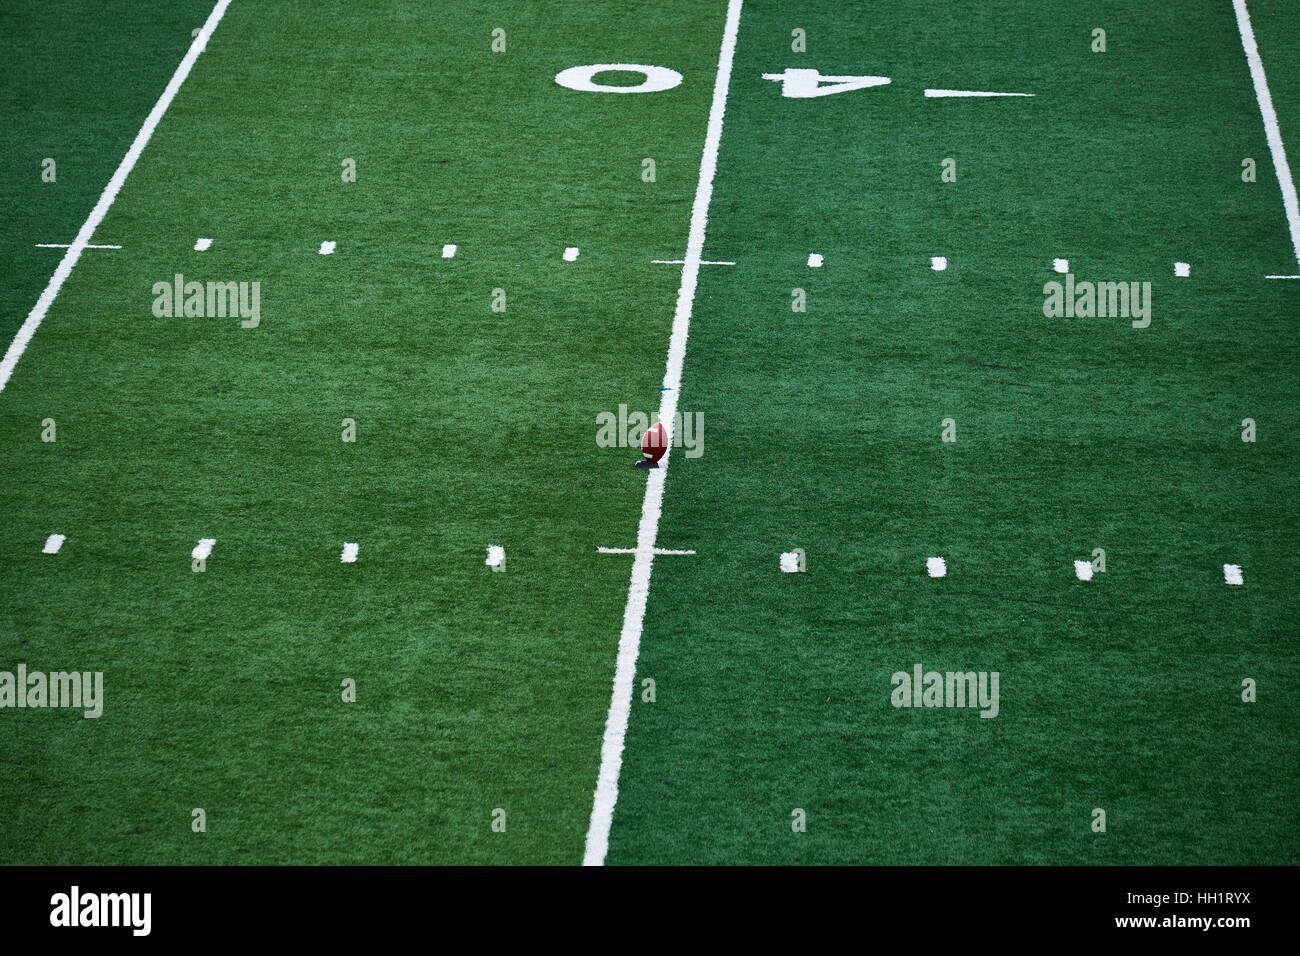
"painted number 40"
555,64,890,97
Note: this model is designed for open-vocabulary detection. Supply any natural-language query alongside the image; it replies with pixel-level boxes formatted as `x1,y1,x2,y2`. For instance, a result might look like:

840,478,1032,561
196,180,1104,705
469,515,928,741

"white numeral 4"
761,68,891,98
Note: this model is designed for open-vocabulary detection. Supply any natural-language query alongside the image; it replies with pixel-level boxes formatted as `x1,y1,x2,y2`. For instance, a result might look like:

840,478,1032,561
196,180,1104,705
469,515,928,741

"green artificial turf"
607,0,1300,864
1,0,1297,866
0,0,719,864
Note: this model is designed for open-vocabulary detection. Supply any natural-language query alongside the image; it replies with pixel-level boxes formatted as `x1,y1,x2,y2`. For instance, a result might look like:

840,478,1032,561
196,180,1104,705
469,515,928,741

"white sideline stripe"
43,534,66,554
192,538,216,561
0,0,231,398
1265,274,1300,278
926,556,947,578
194,237,213,251
583,0,743,868
1234,0,1300,270
35,243,121,249
1223,563,1244,586
563,246,580,261
485,545,505,568
1074,559,1094,582
651,259,735,265
596,546,696,555
341,542,359,563
441,243,457,258
924,89,1033,98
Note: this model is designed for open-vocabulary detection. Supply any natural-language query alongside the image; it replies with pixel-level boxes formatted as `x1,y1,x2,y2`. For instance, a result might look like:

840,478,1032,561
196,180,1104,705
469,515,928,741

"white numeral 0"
555,63,683,94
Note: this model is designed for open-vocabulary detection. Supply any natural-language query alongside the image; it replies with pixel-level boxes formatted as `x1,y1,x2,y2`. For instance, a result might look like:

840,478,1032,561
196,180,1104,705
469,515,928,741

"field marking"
926,556,947,578
807,253,823,268
597,546,695,555
651,258,735,266
563,246,580,261
1174,261,1191,277
779,551,802,572
0,0,231,398
1234,0,1300,270
1074,560,1094,582
318,240,336,255
42,534,66,554
1053,258,1069,273
1223,563,1244,585
924,89,1033,98
583,0,743,868
35,243,121,250
191,538,216,561
1265,274,1300,279
931,256,947,271
194,237,213,251
340,542,359,563
485,545,505,568
441,243,457,258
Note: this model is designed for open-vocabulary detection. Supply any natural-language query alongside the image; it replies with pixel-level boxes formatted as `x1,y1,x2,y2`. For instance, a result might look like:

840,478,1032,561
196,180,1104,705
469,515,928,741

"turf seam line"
0,0,232,398
1234,0,1300,270
582,0,744,868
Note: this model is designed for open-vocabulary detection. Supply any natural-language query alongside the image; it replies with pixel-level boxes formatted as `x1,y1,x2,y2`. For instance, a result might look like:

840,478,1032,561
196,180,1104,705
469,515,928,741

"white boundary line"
0,0,232,397
1234,0,1300,271
582,0,743,867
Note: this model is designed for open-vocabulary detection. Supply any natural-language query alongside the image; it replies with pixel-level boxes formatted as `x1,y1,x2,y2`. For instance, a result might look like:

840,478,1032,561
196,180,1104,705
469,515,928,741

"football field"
1,0,1298,866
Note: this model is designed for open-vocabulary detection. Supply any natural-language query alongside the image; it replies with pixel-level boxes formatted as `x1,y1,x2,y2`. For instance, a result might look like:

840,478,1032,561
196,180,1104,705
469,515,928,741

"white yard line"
1234,0,1300,270
583,0,743,867
0,0,231,397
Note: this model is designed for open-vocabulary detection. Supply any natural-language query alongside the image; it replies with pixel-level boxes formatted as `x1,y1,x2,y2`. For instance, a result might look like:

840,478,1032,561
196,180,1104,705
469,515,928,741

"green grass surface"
609,0,1300,864
1,0,1297,865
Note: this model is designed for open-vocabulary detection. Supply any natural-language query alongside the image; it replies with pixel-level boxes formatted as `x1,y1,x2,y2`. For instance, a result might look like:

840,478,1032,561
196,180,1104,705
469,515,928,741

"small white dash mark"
924,89,1034,98
563,247,580,262
931,256,947,271
780,552,803,573
926,556,947,578
319,241,336,255
341,542,359,563
192,538,216,561
1223,564,1243,586
35,243,121,249
1174,261,1190,277
1074,559,1094,582
807,253,823,268
486,545,506,568
1053,258,1069,273
651,259,736,266
441,243,457,258
194,238,213,251
43,534,65,554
